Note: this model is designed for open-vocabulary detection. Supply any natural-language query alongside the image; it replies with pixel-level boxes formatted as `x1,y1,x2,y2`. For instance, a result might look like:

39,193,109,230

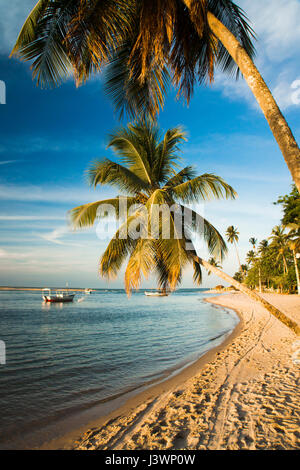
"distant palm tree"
258,239,268,254
269,226,289,274
11,1,300,190
246,247,262,292
69,121,299,333
225,225,243,273
207,257,222,276
241,264,248,273
246,249,256,265
286,222,300,295
288,239,300,295
249,237,258,252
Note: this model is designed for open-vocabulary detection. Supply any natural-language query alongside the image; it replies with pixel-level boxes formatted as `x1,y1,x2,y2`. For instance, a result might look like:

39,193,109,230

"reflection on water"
0,289,238,449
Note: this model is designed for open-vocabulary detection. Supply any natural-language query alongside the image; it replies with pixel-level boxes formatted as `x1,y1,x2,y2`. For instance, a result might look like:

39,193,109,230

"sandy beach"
68,293,300,451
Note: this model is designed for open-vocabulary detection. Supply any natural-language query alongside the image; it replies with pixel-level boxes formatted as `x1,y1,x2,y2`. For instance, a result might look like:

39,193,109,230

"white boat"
84,288,92,294
144,291,170,297
42,288,75,303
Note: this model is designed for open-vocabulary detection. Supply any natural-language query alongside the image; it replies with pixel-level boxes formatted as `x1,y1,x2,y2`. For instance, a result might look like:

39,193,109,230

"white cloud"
240,0,300,61
0,160,19,165
0,183,113,204
214,0,300,111
38,226,84,247
0,0,37,54
0,215,65,221
0,247,30,259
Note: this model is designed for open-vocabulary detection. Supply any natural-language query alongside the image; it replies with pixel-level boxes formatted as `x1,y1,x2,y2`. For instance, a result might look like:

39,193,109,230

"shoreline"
0,287,95,292
40,295,243,450
50,292,300,450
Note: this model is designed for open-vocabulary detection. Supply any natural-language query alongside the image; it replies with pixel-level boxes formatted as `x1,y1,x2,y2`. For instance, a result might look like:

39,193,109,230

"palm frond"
108,124,154,185
66,0,134,86
125,239,155,294
155,210,191,290
164,165,196,188
11,0,79,88
69,196,137,229
100,211,143,279
181,205,227,260
208,0,256,78
88,158,150,194
170,0,217,101
171,173,237,203
104,39,170,121
154,127,186,183
11,0,50,55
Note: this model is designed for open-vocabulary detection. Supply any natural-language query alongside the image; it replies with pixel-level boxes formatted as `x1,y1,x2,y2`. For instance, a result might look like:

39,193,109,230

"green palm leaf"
164,166,196,188
88,159,150,194
11,0,50,54
181,205,227,260
154,127,186,184
100,211,143,279
125,239,155,294
108,124,154,184
11,1,78,88
171,173,237,203
69,197,137,229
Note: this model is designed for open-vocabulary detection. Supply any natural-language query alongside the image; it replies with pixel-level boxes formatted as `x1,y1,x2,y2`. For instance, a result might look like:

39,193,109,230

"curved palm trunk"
292,249,300,295
207,12,300,192
194,255,300,335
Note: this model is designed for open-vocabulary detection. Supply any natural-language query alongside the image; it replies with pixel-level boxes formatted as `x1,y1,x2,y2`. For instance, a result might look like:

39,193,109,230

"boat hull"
43,295,75,303
144,292,169,297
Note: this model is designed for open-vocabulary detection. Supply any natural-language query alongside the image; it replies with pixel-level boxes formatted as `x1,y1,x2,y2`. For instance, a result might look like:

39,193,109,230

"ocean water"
0,288,238,449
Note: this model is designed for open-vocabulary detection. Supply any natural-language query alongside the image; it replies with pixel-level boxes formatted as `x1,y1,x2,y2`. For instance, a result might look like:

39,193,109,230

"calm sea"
0,288,238,449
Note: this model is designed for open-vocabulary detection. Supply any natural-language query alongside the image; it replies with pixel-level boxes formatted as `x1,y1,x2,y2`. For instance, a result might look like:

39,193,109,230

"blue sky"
0,0,299,288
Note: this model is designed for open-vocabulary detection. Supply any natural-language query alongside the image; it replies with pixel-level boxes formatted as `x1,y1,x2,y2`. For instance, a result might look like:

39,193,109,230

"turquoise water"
0,288,238,449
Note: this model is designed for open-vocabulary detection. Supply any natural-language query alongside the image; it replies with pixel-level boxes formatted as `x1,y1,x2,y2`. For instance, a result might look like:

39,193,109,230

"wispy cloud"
0,247,30,259
0,160,19,165
214,0,300,111
0,1,37,55
0,135,106,155
38,226,85,247
0,183,112,204
0,215,66,221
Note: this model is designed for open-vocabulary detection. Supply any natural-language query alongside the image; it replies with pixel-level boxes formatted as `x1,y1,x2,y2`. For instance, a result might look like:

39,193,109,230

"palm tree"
70,121,236,294
286,223,300,295
249,237,258,252
70,121,299,334
240,264,248,273
207,257,222,276
269,226,289,274
249,238,263,292
258,239,268,254
225,225,242,273
246,249,256,265
288,240,300,295
11,1,300,190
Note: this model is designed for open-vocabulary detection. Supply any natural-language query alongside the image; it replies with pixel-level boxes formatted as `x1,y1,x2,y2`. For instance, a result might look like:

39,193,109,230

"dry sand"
70,293,300,450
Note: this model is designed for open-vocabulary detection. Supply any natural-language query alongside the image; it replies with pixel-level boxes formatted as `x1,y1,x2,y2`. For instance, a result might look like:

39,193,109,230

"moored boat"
144,290,170,297
42,288,75,303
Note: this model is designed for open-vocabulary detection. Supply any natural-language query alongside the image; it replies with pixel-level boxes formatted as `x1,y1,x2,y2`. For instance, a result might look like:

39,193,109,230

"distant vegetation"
232,185,300,294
